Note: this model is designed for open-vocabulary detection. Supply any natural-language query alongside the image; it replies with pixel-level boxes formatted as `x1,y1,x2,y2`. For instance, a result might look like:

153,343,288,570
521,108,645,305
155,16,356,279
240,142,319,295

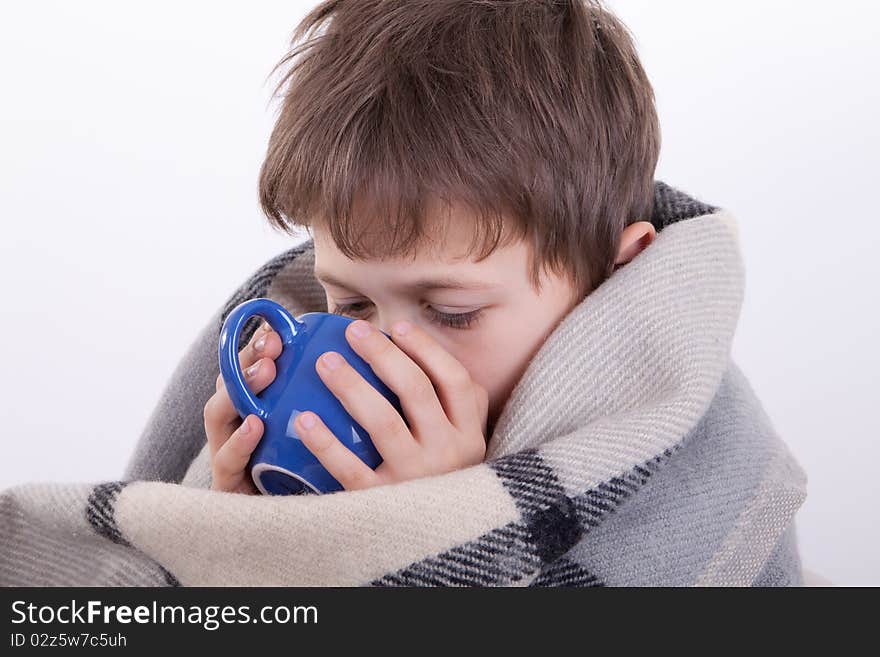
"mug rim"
251,462,322,495
296,310,393,338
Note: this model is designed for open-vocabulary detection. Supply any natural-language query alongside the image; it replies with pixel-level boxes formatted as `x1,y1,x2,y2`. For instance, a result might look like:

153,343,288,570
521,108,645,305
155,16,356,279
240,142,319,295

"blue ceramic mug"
218,297,405,495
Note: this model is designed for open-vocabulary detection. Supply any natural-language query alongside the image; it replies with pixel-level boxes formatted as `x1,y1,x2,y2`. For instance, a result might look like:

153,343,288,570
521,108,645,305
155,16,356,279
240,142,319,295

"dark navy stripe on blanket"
371,444,682,587
650,180,719,231
372,524,541,587
86,481,181,587
86,481,128,545
529,557,601,587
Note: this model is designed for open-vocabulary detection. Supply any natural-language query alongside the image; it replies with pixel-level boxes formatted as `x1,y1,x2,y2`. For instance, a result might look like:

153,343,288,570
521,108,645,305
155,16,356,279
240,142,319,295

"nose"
376,319,399,338
374,311,412,338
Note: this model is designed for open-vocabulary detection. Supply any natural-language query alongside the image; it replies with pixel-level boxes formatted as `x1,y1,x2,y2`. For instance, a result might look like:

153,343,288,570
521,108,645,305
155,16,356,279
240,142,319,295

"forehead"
312,196,513,266
310,199,531,292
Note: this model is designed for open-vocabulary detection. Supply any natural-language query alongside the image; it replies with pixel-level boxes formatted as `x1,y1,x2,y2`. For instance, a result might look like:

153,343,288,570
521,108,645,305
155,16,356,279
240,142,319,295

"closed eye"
331,301,483,330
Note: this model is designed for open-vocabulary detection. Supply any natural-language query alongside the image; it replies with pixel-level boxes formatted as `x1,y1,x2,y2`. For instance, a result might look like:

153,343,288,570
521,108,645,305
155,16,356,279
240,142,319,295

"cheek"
447,325,529,403
465,310,569,417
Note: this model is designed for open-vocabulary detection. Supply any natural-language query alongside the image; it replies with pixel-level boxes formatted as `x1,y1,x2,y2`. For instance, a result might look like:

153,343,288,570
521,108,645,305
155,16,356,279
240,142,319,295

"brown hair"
258,0,660,298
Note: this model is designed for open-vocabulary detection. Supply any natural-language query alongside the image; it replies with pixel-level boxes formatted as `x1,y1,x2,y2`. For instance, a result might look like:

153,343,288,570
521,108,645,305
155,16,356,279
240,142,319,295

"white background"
1,1,877,585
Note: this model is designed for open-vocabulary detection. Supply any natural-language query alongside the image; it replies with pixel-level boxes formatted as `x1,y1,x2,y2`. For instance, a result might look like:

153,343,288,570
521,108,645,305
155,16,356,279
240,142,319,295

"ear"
614,221,656,269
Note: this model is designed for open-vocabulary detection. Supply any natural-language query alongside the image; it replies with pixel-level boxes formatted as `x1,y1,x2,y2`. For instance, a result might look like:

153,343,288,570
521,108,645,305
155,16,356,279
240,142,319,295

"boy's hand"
204,321,282,494
294,319,490,491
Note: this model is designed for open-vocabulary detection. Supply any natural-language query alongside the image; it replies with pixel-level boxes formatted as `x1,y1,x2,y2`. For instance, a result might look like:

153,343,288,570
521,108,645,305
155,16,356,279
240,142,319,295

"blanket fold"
0,181,808,586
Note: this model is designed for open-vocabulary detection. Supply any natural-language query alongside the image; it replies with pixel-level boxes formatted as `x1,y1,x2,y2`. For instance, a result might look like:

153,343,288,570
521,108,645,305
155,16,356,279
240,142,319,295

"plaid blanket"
0,181,808,586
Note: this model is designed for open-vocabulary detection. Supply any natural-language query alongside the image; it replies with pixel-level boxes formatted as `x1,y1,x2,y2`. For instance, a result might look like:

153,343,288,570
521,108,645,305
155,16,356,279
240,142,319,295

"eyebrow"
314,269,497,291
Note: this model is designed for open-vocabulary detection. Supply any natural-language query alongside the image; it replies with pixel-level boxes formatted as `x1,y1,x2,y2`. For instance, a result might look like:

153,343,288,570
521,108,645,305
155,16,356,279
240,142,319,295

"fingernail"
245,360,261,378
240,416,250,434
321,352,342,370
350,320,370,338
298,411,316,429
254,335,266,352
392,320,411,336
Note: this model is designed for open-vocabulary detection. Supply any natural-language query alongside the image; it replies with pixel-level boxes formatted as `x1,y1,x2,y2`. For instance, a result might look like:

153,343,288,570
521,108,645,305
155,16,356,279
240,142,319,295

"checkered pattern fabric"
0,181,808,586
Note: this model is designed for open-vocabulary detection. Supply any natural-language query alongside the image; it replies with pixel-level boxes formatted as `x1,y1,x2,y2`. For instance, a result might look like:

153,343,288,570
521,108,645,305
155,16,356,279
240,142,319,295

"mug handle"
218,297,305,421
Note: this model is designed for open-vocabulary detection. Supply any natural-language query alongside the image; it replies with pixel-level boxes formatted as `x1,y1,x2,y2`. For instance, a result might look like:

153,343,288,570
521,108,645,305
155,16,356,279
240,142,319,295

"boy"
0,0,807,587
205,0,660,494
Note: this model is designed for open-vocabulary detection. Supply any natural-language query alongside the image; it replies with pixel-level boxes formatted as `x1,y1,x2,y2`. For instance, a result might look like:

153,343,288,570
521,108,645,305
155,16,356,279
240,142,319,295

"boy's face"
310,203,582,435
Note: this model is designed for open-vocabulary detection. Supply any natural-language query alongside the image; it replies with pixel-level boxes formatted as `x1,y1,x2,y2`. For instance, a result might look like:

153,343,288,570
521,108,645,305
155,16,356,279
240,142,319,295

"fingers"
204,352,278,458
215,321,282,392
352,319,479,434
474,382,490,437
211,414,263,494
392,321,480,433
341,320,448,435
313,349,419,464
293,411,382,491
207,321,277,492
